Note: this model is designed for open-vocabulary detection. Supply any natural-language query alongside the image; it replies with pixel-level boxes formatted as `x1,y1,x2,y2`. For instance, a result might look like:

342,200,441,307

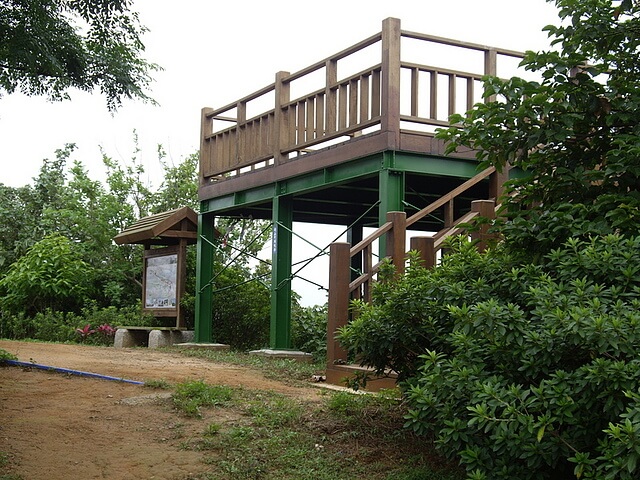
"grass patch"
172,380,234,417
166,379,464,480
169,347,323,385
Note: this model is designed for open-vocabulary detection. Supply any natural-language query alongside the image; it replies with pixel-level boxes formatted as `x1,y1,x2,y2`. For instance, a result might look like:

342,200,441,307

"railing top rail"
205,82,276,119
283,32,383,84
406,166,496,228
350,221,393,256
400,61,484,80
400,29,525,59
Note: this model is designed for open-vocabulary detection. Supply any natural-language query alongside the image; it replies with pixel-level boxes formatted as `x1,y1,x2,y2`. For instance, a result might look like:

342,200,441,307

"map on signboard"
145,254,178,308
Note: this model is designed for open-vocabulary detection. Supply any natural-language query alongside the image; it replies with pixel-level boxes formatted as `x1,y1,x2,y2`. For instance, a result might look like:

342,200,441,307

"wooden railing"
326,166,499,368
200,18,523,182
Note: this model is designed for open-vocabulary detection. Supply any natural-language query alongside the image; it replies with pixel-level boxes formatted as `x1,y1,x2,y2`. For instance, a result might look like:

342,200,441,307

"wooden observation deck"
195,17,522,379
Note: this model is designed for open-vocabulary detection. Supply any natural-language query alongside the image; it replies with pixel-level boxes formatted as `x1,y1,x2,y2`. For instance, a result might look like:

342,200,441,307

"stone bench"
114,327,195,349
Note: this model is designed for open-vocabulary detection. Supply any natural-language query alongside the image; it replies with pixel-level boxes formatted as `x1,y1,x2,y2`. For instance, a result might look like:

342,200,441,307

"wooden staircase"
325,166,502,390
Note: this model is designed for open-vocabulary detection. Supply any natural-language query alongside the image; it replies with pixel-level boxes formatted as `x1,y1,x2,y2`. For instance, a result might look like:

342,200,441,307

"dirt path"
0,340,322,479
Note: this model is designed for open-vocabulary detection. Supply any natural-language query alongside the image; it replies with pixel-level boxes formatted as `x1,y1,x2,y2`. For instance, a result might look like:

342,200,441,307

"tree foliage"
438,0,640,257
0,0,159,109
0,140,274,350
339,1,640,478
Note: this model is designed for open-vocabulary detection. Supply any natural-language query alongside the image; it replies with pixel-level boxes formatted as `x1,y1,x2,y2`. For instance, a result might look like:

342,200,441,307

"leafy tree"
0,233,91,315
438,0,640,257
0,0,159,110
339,1,640,478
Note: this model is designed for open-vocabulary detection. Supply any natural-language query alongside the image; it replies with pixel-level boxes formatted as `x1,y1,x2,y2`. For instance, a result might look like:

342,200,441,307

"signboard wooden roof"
113,206,199,246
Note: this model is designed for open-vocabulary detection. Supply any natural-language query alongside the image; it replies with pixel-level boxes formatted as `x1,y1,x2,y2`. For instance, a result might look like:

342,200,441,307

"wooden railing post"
327,242,351,365
489,163,510,201
470,200,496,252
274,71,290,165
381,17,401,148
484,48,497,103
410,236,436,268
199,107,214,185
385,211,406,275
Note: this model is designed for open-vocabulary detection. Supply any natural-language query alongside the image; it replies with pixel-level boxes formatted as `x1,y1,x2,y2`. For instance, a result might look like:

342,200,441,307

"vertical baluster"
467,77,475,111
371,69,381,117
410,67,419,117
430,71,438,119
360,74,370,123
349,78,358,127
306,97,315,142
449,73,456,118
297,100,306,144
339,83,348,130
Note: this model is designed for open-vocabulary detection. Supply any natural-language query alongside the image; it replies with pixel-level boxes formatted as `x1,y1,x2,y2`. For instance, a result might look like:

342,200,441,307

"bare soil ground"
0,340,323,480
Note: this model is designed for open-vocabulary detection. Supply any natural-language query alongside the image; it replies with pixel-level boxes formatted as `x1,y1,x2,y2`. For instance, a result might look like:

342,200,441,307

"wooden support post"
410,236,436,269
327,242,351,365
386,211,406,276
274,71,291,165
199,107,214,184
484,48,497,103
470,199,496,252
489,163,510,201
381,17,401,148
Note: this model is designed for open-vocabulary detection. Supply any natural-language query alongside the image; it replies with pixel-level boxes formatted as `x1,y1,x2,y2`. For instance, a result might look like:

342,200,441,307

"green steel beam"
195,209,216,343
378,153,405,257
270,194,293,349
203,152,484,214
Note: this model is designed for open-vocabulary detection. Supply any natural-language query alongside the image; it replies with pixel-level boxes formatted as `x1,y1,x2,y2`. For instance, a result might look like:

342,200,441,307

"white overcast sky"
0,0,560,305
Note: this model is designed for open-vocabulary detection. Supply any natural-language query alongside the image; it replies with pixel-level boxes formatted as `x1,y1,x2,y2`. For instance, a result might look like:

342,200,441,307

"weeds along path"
0,340,321,400
0,340,323,480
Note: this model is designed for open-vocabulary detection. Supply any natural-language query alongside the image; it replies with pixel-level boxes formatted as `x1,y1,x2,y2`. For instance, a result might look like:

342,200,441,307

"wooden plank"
360,74,370,122
339,83,348,130
349,78,358,126
410,67,419,116
316,93,325,138
467,77,475,110
306,97,315,141
430,71,437,119
449,73,456,117
297,100,306,144
371,69,381,117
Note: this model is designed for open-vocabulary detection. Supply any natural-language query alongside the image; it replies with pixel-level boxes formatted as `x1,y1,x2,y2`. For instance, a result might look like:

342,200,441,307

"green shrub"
210,265,270,350
291,303,327,361
340,235,640,479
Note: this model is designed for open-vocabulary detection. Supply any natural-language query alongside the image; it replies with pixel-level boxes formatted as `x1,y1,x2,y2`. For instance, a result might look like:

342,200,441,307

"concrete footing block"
173,342,230,351
114,329,148,348
171,330,195,344
249,349,313,363
148,330,171,349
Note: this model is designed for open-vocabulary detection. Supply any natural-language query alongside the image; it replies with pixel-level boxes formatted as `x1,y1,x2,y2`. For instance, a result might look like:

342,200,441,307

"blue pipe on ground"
3,359,144,385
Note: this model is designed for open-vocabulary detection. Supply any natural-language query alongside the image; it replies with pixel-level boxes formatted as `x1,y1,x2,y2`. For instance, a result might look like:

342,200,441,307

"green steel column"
195,209,215,343
379,154,405,257
270,195,293,349
347,224,364,282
